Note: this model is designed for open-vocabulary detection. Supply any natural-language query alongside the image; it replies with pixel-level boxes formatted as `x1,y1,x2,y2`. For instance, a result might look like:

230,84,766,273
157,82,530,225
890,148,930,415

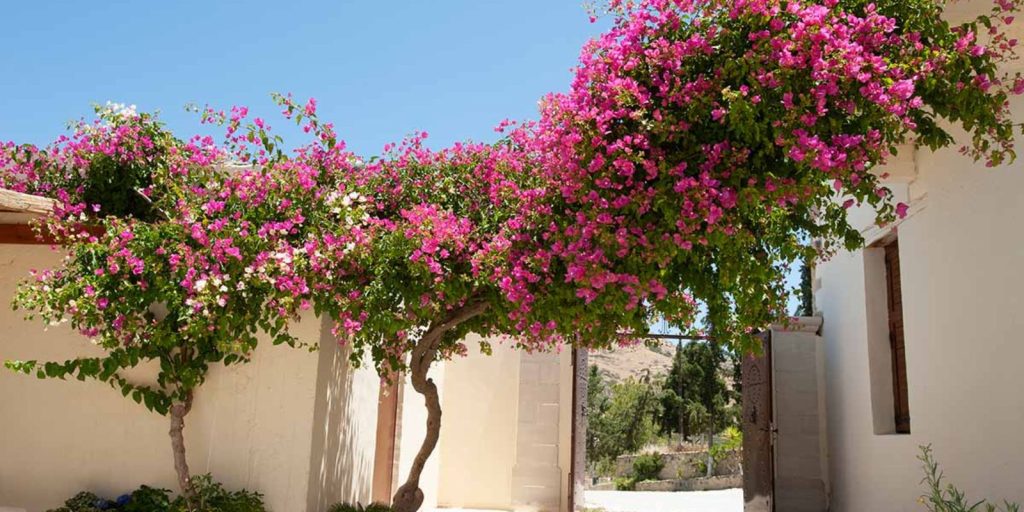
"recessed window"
883,240,910,434
863,234,911,435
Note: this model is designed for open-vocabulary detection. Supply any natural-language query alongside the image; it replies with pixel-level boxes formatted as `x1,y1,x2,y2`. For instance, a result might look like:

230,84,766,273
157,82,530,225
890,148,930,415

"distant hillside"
589,340,739,390
589,340,675,382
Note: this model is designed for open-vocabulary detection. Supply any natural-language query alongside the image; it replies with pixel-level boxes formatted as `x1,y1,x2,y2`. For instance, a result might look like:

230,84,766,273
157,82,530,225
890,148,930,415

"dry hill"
589,340,675,382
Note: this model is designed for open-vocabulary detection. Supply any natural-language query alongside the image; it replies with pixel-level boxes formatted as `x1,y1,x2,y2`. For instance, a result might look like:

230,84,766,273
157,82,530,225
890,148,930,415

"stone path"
584,488,743,512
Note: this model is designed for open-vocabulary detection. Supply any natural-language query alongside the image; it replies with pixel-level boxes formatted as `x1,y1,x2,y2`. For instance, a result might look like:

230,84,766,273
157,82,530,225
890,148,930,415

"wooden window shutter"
884,240,911,434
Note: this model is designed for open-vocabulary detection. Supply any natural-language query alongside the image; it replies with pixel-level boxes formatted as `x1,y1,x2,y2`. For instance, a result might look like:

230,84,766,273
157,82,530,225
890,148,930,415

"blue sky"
1,1,606,152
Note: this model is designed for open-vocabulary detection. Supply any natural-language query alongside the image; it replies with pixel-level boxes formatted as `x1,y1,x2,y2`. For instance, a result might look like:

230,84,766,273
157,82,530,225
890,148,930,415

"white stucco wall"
306,322,382,511
817,93,1024,510
0,244,374,512
435,340,574,512
436,337,521,510
770,321,829,512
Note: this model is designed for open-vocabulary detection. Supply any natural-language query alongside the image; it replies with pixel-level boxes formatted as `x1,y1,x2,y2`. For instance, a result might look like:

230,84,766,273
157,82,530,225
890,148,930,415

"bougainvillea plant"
0,102,368,497
3,0,1022,510
345,0,1021,508
522,0,1024,357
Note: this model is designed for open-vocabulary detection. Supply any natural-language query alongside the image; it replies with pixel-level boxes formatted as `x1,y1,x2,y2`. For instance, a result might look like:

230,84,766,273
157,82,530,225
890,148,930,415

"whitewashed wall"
770,320,829,512
436,336,521,509
817,26,1024,509
306,320,381,511
0,245,382,512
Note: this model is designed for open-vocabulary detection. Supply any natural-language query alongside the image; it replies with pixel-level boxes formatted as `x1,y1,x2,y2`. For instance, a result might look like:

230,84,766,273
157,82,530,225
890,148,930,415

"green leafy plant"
632,452,665,482
592,458,617,479
170,474,265,512
47,491,104,512
123,486,173,512
692,458,709,477
44,477,264,512
588,370,663,464
613,476,637,491
710,426,743,464
919,445,1020,512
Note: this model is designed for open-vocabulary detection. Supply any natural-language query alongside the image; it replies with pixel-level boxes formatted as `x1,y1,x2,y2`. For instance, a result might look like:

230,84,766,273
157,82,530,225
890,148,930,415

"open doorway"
578,335,748,512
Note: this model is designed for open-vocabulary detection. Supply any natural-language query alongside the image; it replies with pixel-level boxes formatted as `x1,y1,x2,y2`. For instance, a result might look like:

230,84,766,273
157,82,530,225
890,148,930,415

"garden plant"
0,102,366,498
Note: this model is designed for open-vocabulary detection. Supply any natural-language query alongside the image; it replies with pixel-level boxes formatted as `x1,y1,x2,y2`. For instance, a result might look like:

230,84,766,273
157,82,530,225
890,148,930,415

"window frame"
882,239,911,434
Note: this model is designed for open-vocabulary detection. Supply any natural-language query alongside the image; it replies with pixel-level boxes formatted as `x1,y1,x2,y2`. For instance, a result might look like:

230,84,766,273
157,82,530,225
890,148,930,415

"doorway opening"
577,334,759,512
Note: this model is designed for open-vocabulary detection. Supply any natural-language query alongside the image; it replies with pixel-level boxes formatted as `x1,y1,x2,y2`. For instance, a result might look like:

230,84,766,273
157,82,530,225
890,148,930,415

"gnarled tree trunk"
169,389,194,496
391,301,488,512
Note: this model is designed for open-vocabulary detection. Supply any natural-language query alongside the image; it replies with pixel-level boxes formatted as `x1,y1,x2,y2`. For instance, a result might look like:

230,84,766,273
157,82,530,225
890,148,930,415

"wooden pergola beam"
0,188,54,215
0,188,55,244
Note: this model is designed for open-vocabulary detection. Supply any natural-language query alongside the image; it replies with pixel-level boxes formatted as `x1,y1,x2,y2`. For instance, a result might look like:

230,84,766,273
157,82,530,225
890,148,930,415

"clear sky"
1,1,606,152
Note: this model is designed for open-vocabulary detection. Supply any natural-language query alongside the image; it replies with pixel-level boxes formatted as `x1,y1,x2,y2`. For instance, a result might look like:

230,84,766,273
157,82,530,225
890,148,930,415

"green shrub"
45,476,265,512
632,452,665,482
708,426,743,470
123,486,173,511
176,475,265,512
692,458,708,476
712,427,742,458
919,445,1020,512
327,503,393,512
613,476,637,491
47,491,105,512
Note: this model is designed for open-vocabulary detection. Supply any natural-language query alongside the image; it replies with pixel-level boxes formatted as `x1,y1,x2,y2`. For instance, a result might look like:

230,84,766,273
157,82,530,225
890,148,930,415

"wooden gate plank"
742,333,774,512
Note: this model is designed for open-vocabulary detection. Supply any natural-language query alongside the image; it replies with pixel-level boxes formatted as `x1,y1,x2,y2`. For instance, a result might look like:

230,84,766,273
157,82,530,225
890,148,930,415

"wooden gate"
742,333,774,512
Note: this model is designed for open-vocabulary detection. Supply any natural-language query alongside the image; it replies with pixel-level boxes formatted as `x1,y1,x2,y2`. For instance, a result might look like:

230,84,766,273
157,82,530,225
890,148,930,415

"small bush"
123,486,173,511
613,476,637,491
692,458,708,476
179,475,265,512
327,503,393,512
919,444,1020,512
711,426,743,462
631,452,665,482
46,476,266,512
47,490,120,512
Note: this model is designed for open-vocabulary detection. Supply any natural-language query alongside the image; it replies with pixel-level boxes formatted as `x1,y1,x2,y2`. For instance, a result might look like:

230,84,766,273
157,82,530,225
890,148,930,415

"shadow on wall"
306,316,379,511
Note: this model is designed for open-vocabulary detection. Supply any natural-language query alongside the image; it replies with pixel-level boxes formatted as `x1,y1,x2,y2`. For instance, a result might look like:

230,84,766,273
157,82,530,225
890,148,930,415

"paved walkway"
584,488,743,512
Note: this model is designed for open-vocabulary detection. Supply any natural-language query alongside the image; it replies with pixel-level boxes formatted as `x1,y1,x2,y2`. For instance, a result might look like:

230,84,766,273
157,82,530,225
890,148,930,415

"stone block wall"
614,449,741,480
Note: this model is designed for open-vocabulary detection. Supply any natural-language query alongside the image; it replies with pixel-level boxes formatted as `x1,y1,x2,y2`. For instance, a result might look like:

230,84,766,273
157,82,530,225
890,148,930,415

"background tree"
659,342,691,440
586,365,612,461
656,340,738,474
682,340,737,477
587,368,663,464
799,259,815,316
